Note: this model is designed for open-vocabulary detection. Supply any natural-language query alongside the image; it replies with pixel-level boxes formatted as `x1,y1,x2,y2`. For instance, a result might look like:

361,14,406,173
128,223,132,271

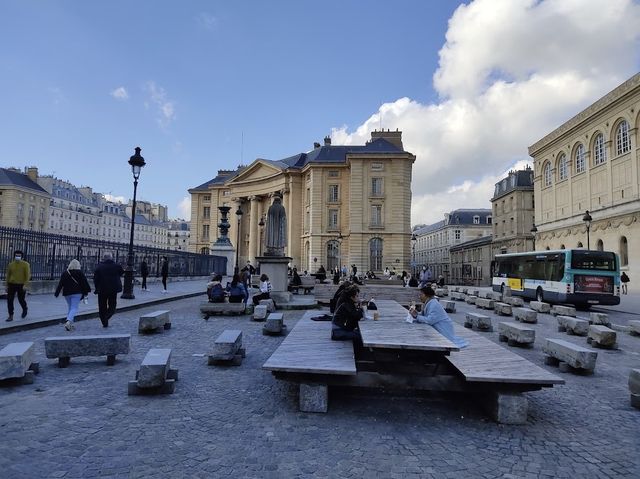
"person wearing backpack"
621,271,630,294
207,274,226,303
227,273,248,303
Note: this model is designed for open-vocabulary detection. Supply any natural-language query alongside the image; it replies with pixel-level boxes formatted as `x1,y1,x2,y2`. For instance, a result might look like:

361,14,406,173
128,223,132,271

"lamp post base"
121,268,136,299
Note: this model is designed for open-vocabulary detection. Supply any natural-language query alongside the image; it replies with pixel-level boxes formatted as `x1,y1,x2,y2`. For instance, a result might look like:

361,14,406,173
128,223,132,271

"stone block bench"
630,369,640,409
587,325,617,349
468,289,480,297
627,320,640,336
529,301,551,313
494,302,512,316
260,299,276,312
475,298,495,310
450,292,465,301
0,342,39,385
253,304,268,321
438,300,456,313
45,335,131,368
542,338,597,374
465,295,478,305
435,288,447,297
589,312,611,328
557,316,589,336
291,276,315,294
138,310,171,334
263,313,287,336
551,305,576,317
128,348,178,395
208,330,245,366
200,301,246,319
514,307,538,324
498,322,535,347
464,312,493,332
503,296,524,307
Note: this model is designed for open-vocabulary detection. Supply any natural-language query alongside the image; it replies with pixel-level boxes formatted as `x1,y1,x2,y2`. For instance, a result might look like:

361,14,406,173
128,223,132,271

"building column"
248,196,259,263
282,187,291,258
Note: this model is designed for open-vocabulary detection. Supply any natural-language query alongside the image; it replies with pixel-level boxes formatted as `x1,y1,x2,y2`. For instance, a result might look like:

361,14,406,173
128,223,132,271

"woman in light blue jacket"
409,286,469,348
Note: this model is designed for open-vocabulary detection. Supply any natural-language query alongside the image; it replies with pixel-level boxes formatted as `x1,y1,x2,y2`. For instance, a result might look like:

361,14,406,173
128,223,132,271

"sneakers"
5,315,13,322
64,321,75,331
21,309,28,319
161,290,168,294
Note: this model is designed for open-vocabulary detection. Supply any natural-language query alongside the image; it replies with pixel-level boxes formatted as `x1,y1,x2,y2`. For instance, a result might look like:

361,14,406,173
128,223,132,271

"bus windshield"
570,251,617,271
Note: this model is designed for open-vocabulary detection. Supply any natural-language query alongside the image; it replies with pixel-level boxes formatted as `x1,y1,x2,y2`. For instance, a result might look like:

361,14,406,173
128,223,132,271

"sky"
1,0,640,225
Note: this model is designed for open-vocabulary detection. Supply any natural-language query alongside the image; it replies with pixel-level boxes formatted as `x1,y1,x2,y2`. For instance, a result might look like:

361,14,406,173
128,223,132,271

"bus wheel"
536,288,544,303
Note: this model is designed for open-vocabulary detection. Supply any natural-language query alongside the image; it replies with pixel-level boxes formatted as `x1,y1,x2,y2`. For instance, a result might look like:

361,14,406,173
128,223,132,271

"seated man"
409,286,468,348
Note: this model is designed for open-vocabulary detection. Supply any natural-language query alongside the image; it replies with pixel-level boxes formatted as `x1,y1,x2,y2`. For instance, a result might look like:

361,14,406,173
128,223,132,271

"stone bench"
498,322,535,347
208,330,245,366
587,325,617,349
45,335,131,368
475,298,495,310
494,302,512,316
128,348,178,395
138,310,171,334
468,289,480,297
435,288,447,297
513,307,538,324
259,299,276,312
465,295,477,305
589,312,611,328
630,369,640,409
450,292,465,301
557,316,589,336
551,305,576,317
438,300,456,313
503,296,524,307
253,304,268,321
291,276,315,294
542,338,597,374
529,301,551,313
263,313,287,336
200,301,246,319
464,312,493,332
627,320,640,336
0,342,39,385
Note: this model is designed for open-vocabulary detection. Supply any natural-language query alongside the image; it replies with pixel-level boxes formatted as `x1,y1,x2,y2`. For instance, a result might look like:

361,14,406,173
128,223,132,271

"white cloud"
110,86,129,101
177,196,191,219
196,12,218,30
332,0,640,226
104,193,127,204
145,81,176,128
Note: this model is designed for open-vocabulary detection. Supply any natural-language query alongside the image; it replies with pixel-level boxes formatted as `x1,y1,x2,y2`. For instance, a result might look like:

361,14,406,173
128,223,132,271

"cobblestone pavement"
0,296,638,478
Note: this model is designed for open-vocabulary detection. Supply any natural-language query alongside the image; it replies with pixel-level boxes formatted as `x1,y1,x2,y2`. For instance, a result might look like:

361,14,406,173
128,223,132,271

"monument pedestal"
210,244,235,277
256,256,292,304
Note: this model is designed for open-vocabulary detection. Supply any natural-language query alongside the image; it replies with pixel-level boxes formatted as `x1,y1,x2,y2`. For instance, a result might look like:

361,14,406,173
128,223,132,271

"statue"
265,194,287,256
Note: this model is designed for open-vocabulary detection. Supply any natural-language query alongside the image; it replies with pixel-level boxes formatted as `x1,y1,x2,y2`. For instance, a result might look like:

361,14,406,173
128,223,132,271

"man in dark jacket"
140,258,149,291
161,257,169,293
94,253,124,327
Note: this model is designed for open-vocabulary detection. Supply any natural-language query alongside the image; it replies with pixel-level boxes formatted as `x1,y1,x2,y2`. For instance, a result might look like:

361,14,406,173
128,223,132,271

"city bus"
492,249,620,308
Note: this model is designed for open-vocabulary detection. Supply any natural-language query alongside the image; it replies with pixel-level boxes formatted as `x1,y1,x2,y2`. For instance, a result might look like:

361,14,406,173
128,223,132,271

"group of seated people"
207,272,275,307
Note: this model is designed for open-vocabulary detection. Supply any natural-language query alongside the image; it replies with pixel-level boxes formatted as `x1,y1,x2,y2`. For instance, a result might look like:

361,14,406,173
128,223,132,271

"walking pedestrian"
621,271,630,294
140,258,149,291
161,256,169,293
5,249,30,322
93,253,124,328
54,259,91,331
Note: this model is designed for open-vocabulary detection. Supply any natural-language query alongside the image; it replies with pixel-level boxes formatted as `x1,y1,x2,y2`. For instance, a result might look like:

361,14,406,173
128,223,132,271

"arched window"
199,247,209,254
616,120,630,155
543,162,552,187
557,153,567,181
560,244,565,250
369,237,383,271
620,236,629,266
545,246,550,251
574,144,586,173
326,240,340,271
596,239,604,251
577,241,583,248
593,133,606,165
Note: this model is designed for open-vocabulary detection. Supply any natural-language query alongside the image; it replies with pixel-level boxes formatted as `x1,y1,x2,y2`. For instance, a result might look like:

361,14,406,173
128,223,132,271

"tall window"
557,153,567,180
371,205,382,226
203,195,211,201
371,178,384,196
200,247,209,254
328,209,339,229
203,206,210,219
575,144,586,173
369,237,383,271
202,224,209,240
620,236,629,266
543,162,552,187
473,215,480,224
455,230,461,240
593,133,606,165
616,120,630,155
327,240,340,271
596,239,604,251
328,185,339,202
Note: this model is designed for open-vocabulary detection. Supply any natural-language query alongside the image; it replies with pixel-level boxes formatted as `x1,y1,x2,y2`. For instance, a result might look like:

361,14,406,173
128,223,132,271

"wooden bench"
263,313,286,336
514,307,537,324
313,284,419,307
208,330,245,366
587,325,617,349
200,301,246,318
0,342,39,385
498,322,535,346
464,312,493,332
138,310,171,333
542,338,597,374
551,305,576,317
45,334,131,367
128,348,178,395
630,369,640,409
556,316,589,336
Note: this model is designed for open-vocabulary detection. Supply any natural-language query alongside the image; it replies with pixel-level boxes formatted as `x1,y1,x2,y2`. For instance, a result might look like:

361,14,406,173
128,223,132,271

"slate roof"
0,168,49,194
414,209,492,235
492,169,534,200
450,235,494,252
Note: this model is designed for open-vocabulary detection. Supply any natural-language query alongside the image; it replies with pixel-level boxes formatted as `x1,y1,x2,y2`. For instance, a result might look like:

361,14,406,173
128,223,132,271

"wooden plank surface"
359,300,459,352
262,311,357,375
446,324,564,385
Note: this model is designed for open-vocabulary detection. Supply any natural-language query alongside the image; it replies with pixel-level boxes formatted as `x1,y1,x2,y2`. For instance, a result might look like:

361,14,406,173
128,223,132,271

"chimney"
313,142,321,149
25,166,38,182
370,130,403,149
324,136,331,146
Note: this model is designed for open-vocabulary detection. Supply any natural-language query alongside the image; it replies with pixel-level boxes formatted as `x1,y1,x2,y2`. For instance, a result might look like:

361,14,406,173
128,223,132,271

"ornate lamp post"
121,147,146,299
530,224,538,251
583,210,592,250
234,204,243,274
258,214,265,257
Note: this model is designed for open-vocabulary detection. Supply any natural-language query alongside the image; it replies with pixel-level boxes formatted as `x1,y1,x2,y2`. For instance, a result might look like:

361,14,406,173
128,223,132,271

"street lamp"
121,147,146,299
258,214,265,256
583,210,592,250
234,204,243,274
530,224,538,251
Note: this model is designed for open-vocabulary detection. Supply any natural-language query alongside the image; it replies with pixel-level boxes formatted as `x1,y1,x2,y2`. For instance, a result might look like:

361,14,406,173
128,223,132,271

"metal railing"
0,226,226,280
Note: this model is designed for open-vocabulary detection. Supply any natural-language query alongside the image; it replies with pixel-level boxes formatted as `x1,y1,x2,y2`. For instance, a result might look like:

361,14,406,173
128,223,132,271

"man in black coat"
140,258,149,291
94,253,124,327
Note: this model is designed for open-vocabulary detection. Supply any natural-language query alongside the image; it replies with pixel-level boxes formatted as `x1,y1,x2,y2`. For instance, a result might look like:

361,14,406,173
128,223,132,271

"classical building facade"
491,166,535,255
413,209,493,282
167,220,190,251
0,167,50,231
450,235,493,286
529,73,640,289
189,130,416,273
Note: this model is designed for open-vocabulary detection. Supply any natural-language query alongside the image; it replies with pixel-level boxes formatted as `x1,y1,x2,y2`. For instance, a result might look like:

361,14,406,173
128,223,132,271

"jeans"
65,294,82,322
7,283,27,315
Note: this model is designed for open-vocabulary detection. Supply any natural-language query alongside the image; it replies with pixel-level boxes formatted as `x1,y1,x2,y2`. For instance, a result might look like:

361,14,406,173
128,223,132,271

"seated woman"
409,286,468,348
316,265,327,282
408,274,419,287
226,273,248,303
331,284,364,345
206,274,226,303
252,273,273,306
289,267,302,292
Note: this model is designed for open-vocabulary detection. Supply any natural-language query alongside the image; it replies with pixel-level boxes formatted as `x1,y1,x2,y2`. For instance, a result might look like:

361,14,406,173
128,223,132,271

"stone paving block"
438,300,456,313
475,298,494,310
494,302,512,316
587,325,616,348
498,322,535,346
0,342,36,381
299,383,328,413
529,301,551,313
503,296,524,307
464,312,492,332
253,304,268,321
212,330,242,359
557,316,589,336
465,295,477,305
138,310,171,333
551,305,576,317
543,338,597,373
482,392,527,425
259,299,276,313
514,307,537,324
589,312,611,327
137,348,173,388
263,313,286,336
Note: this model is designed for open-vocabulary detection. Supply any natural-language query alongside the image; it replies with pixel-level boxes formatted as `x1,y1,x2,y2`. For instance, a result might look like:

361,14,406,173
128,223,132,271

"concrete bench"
291,276,315,294
128,348,178,395
450,292,465,301
263,313,287,336
589,312,611,328
259,299,276,313
514,307,537,324
475,298,495,310
435,288,447,297
468,289,480,297
630,320,640,336
208,330,245,366
45,335,131,368
587,325,617,349
543,338,597,374
557,316,589,336
438,300,456,313
138,310,171,333
498,322,535,347
200,301,246,319
253,304,268,321
461,288,469,295
503,296,524,307
494,302,512,316
0,342,39,385
465,295,477,305
551,305,576,317
630,369,640,409
464,312,493,332
529,301,551,313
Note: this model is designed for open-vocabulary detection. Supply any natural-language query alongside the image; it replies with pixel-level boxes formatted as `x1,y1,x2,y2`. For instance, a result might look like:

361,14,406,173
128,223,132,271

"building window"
371,205,383,226
371,162,384,171
575,144,586,173
543,162,552,187
593,133,606,165
200,247,209,254
371,178,384,197
455,230,461,240
369,237,383,271
620,236,628,266
328,209,339,229
328,185,339,202
616,120,630,155
203,195,211,201
328,170,339,178
487,216,492,224
557,153,567,180
202,224,209,240
203,206,210,219
596,239,604,251
327,240,340,271
473,215,480,224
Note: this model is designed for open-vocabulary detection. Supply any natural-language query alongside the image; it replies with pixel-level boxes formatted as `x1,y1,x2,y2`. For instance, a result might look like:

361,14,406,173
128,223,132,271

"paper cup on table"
373,311,379,321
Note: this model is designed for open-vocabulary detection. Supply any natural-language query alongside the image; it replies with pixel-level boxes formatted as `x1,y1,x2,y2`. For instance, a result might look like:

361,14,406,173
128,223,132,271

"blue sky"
1,0,640,224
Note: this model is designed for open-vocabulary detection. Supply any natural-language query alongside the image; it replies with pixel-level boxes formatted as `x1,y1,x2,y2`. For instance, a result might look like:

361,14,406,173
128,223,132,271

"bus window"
571,251,616,271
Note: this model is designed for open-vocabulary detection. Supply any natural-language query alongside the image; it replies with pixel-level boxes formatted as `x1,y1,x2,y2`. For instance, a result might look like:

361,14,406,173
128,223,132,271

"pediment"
225,160,284,186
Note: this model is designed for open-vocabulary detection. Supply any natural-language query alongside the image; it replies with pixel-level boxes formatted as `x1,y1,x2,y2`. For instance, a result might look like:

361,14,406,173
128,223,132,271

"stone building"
167,220,190,251
529,73,640,290
189,130,416,273
491,166,535,255
0,167,50,231
450,235,493,286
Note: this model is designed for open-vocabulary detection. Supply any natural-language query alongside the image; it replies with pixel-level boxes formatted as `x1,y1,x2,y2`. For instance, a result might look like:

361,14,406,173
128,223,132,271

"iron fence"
0,226,226,281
